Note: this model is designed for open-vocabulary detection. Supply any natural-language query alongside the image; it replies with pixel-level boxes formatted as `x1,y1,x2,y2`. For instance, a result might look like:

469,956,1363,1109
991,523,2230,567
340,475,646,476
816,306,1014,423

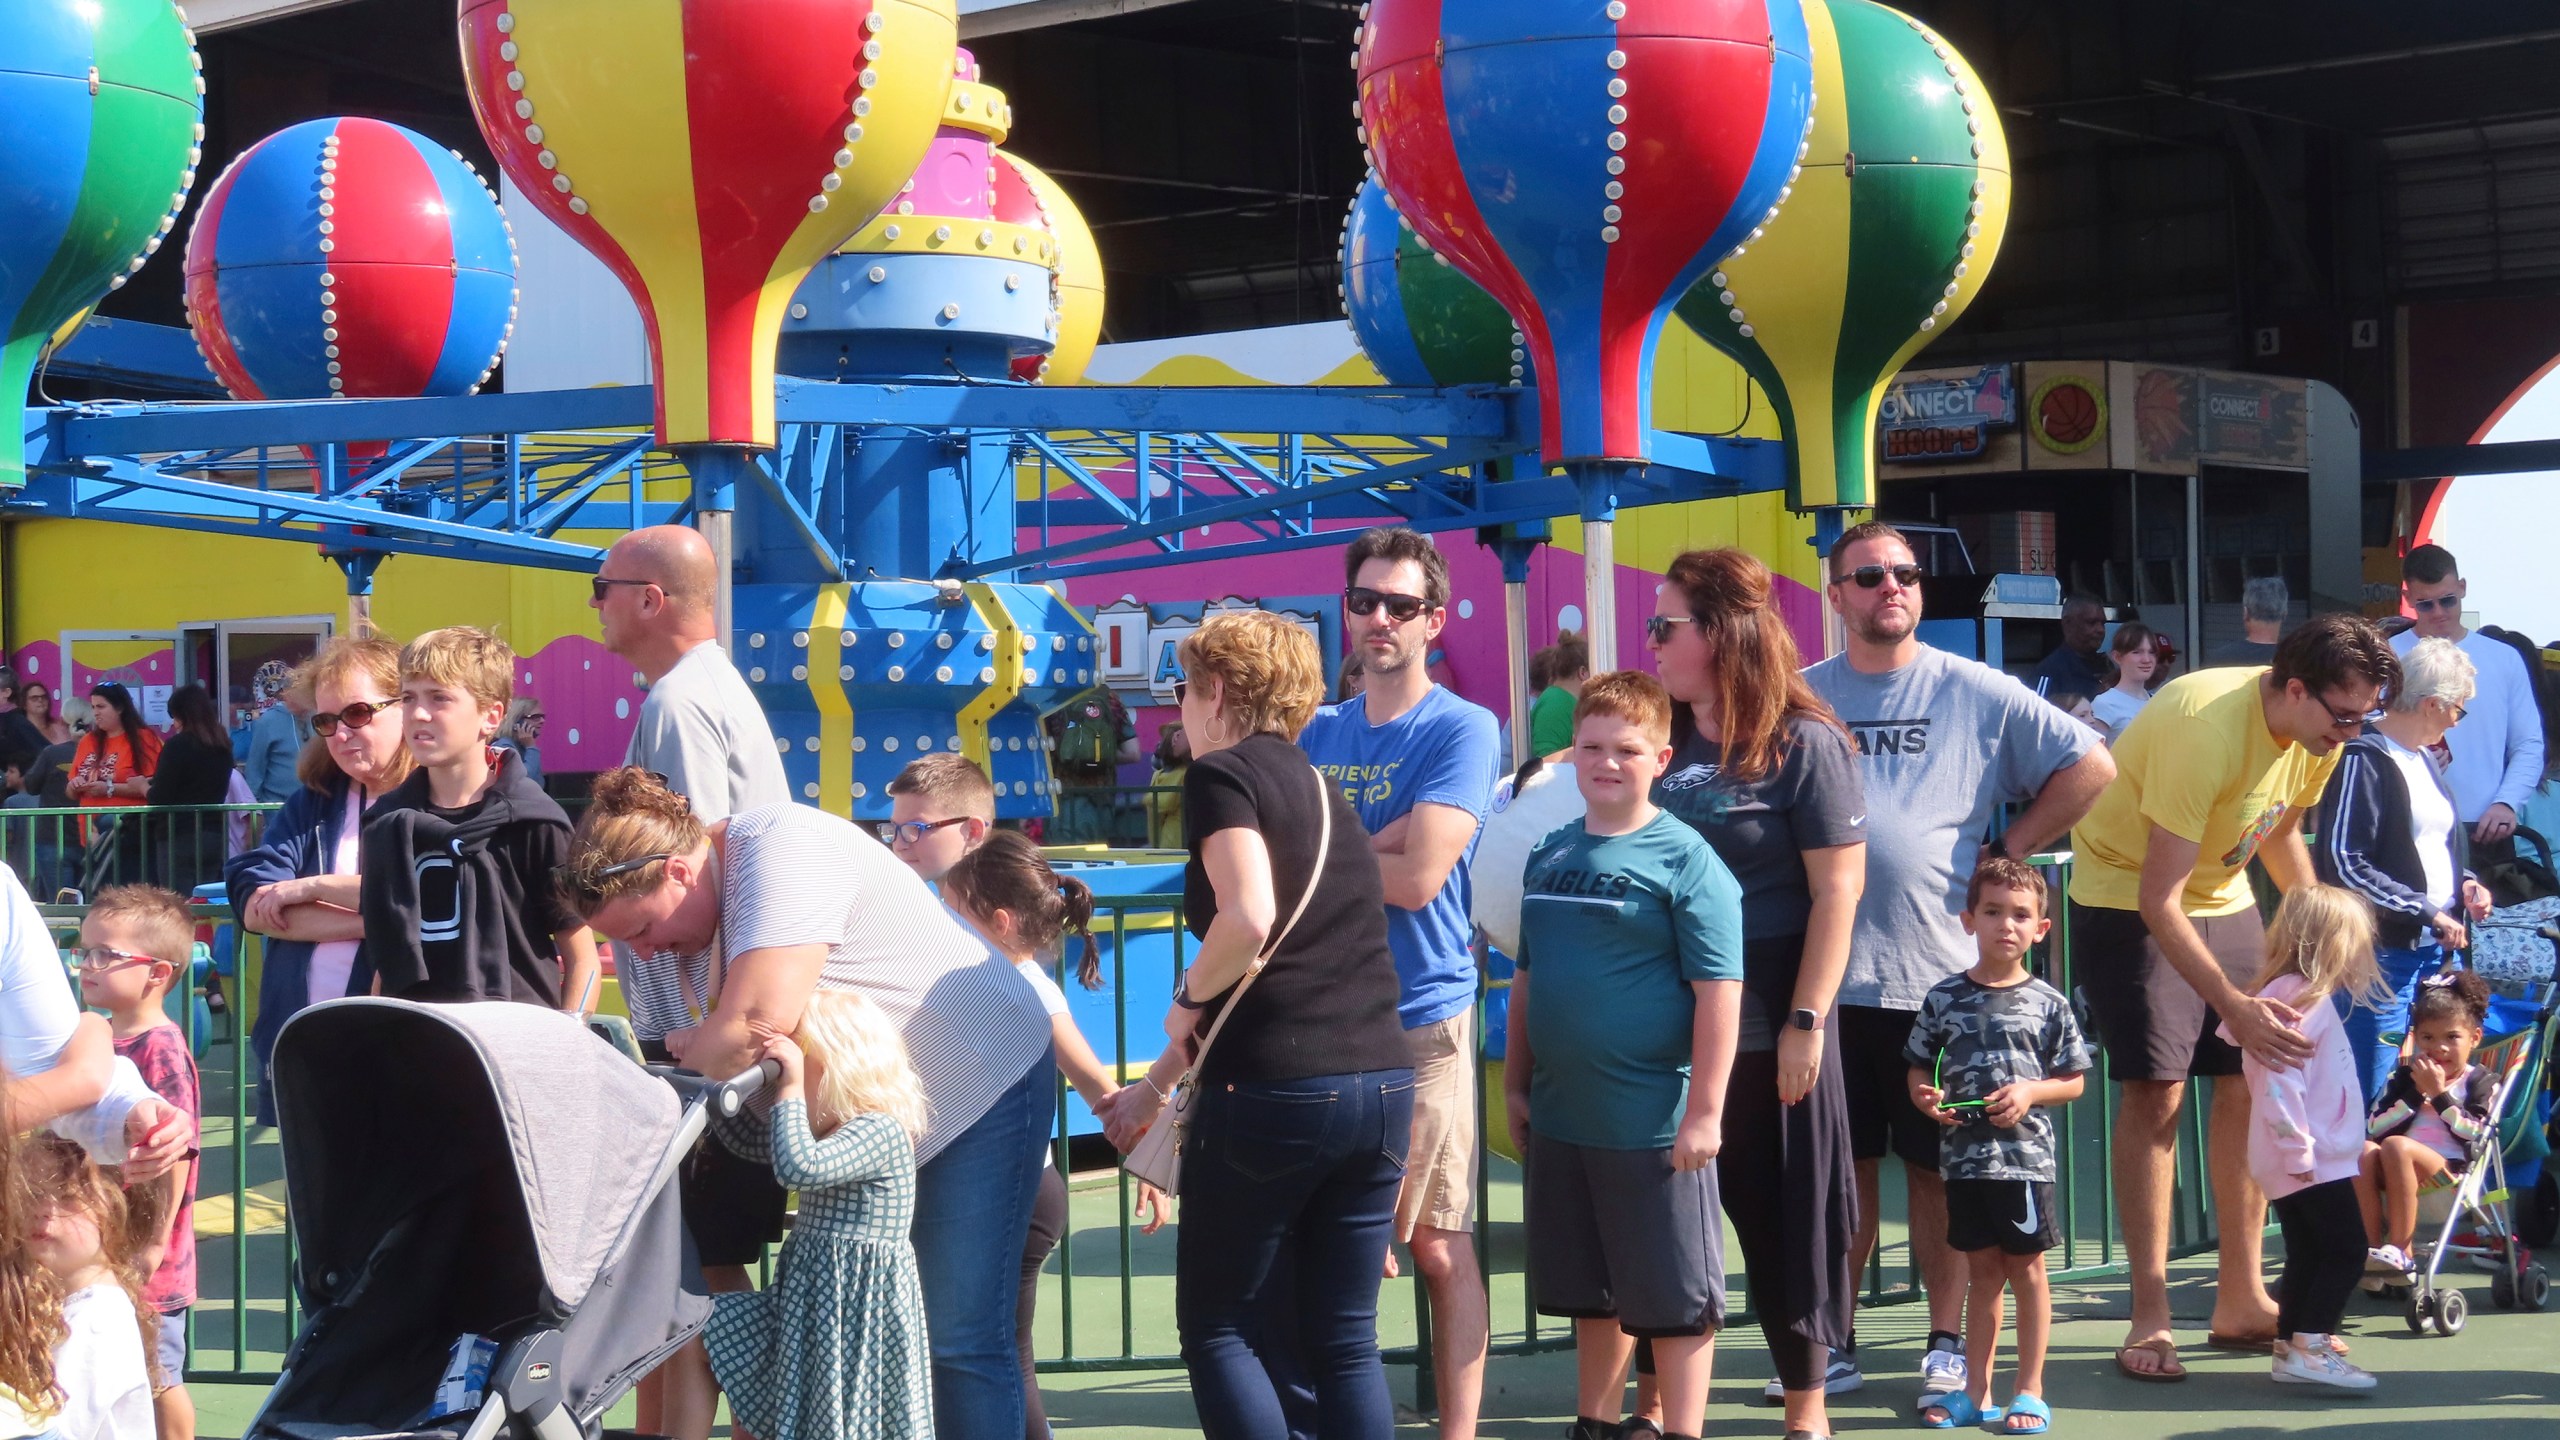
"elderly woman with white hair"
2313,636,2496,1100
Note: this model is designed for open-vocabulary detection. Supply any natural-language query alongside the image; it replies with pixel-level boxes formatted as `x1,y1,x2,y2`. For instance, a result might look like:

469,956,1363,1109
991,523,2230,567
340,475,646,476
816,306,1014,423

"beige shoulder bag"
1122,764,1333,1195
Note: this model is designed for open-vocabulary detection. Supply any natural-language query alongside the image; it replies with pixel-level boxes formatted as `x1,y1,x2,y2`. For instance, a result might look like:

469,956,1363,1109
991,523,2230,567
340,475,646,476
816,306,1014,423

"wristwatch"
1788,1007,1824,1033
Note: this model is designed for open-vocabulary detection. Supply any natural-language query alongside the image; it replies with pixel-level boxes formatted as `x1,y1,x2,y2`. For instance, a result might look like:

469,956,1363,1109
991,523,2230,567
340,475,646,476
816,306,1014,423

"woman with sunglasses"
1643,548,1866,1440
2313,636,2494,1102
0,682,69,767
224,634,414,1126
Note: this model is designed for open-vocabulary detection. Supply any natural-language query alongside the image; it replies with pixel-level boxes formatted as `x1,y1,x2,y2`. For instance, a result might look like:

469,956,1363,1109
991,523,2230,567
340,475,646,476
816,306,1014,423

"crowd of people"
0,519,2549,1440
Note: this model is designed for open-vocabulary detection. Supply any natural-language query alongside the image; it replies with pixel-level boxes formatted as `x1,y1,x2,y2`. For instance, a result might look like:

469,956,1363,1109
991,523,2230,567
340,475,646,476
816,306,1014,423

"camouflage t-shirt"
1902,972,2092,1181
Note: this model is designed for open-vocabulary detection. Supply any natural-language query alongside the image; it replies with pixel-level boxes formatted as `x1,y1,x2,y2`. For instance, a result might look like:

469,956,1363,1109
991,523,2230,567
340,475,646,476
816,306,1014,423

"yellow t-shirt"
2068,667,2340,916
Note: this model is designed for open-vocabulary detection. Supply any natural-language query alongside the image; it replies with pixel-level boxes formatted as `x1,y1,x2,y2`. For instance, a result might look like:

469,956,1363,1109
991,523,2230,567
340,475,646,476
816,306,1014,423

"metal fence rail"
125,845,2223,1396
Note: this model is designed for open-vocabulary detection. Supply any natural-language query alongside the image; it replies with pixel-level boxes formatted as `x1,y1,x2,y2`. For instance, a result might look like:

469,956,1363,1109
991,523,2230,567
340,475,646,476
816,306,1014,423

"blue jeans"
913,1047,1056,1440
1176,1068,1415,1440
2345,943,2447,1104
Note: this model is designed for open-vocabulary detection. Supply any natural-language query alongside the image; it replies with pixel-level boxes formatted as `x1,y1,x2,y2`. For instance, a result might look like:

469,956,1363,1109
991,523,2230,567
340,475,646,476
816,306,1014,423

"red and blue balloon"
1357,0,1813,466
184,117,517,402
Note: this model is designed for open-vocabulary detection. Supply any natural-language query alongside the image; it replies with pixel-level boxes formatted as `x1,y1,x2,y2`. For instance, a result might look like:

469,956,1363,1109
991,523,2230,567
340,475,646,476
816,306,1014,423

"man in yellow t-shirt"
2066,613,2400,1383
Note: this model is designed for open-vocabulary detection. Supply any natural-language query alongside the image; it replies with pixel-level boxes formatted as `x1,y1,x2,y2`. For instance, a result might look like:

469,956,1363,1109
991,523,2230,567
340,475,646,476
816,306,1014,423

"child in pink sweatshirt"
2220,884,2387,1392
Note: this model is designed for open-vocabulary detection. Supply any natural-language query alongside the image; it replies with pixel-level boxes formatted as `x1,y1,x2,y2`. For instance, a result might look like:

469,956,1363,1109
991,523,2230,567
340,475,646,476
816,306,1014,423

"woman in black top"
1097,611,1412,1440
1646,548,1867,1438
149,683,238,892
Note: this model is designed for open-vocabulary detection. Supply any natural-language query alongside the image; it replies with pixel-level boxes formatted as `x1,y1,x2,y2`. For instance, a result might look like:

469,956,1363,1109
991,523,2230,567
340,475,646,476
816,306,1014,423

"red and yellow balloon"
456,0,959,451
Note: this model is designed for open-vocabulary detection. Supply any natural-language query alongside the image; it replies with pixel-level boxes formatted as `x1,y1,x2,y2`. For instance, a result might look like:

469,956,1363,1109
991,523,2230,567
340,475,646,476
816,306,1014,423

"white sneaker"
2271,1340,2377,1391
1918,1342,1967,1403
1761,1353,1863,1402
2366,1244,2413,1279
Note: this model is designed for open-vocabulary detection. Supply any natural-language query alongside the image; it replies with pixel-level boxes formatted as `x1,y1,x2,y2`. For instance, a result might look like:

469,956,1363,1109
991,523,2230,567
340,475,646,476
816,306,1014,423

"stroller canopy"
272,997,683,1315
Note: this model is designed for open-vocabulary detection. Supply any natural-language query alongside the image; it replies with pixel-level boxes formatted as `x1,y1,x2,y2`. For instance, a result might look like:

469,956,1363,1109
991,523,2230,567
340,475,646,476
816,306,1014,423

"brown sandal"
2114,1337,2187,1382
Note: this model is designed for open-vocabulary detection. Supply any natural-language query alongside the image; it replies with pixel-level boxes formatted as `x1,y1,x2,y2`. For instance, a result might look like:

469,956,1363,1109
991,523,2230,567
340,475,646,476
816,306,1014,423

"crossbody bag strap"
1172,763,1336,1073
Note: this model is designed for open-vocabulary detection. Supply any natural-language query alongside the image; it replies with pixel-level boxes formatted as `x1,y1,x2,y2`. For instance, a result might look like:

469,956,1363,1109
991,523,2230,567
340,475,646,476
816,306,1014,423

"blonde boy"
1504,672,1744,1440
884,753,997,883
76,884,200,1440
357,627,598,1010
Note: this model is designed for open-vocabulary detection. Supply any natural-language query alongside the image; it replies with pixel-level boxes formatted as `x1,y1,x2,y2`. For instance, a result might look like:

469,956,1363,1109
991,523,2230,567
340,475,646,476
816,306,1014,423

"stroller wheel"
2528,1173,2560,1250
2527,1264,2552,1312
2437,1286,2470,1336
2493,1267,2518,1309
2406,1288,2433,1334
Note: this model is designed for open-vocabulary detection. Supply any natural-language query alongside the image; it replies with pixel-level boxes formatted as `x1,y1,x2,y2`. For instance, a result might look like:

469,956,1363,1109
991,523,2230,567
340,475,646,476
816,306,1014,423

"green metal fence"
131,844,2225,1401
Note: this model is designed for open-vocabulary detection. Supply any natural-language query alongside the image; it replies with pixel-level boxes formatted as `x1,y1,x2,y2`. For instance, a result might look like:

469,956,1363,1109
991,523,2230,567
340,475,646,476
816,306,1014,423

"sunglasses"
879,817,972,846
73,945,165,975
591,576,657,604
561,849,676,901
2408,594,2462,614
1173,679,1189,705
1344,586,1430,623
1644,614,1699,646
1839,563,1925,590
311,700,387,736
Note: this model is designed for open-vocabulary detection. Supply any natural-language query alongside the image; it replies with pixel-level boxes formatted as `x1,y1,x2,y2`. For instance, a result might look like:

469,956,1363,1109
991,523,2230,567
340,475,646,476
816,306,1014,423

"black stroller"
249,998,773,1440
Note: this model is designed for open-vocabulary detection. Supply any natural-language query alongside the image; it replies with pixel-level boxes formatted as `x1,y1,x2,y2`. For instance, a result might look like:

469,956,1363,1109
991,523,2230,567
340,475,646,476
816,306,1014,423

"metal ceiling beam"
2196,28,2560,85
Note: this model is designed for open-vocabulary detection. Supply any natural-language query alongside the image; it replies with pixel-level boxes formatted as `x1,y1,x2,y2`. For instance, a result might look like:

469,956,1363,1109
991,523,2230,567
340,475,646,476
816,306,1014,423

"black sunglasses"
310,700,386,736
1840,563,1926,590
561,849,675,900
1344,586,1430,623
1644,614,1698,646
591,576,657,603
1173,679,1189,705
2409,594,2462,614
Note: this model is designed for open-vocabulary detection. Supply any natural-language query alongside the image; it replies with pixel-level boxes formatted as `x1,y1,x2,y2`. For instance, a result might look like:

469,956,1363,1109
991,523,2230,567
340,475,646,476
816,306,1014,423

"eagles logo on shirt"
1657,762,1721,793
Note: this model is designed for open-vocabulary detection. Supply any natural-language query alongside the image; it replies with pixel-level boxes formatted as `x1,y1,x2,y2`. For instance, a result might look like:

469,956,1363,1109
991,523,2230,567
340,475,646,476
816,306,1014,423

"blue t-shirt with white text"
1300,685,1500,1029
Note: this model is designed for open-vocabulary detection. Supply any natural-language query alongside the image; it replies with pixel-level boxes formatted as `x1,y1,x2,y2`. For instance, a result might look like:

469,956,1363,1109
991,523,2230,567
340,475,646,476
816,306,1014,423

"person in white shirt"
2392,545,2546,849
2089,622,2163,743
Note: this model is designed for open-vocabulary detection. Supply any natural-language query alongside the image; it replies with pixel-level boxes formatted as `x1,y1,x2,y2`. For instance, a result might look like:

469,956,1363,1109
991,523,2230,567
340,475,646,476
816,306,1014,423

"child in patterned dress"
704,990,932,1440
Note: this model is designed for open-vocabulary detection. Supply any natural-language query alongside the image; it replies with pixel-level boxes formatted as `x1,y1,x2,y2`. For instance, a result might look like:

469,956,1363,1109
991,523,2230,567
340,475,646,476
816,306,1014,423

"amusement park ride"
1,0,2012,819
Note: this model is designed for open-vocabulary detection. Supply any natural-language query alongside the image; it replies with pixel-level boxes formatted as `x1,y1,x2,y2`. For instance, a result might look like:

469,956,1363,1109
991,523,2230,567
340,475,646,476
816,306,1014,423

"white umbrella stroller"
249,998,775,1440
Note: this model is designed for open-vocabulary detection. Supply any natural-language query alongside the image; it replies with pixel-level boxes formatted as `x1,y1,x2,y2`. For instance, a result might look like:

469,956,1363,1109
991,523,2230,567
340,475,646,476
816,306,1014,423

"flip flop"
1997,1394,2052,1434
2201,1329,2276,1353
1922,1394,2005,1429
2113,1338,2186,1383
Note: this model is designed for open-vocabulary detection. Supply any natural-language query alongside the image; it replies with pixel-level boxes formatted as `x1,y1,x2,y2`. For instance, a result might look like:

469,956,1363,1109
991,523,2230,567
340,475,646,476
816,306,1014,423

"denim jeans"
1176,1067,1415,1440
914,1046,1056,1440
2344,943,2447,1104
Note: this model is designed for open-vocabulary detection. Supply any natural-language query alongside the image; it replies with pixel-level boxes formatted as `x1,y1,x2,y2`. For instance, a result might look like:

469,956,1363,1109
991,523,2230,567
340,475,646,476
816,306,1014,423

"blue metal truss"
14,375,1787,577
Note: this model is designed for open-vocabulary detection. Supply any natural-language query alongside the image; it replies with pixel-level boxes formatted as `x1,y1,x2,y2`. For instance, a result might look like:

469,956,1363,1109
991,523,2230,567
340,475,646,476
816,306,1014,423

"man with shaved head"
592,524,792,1440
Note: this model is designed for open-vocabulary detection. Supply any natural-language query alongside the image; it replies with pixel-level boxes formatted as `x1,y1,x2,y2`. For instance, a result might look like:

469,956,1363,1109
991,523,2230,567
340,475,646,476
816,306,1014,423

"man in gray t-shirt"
1802,521,2115,1399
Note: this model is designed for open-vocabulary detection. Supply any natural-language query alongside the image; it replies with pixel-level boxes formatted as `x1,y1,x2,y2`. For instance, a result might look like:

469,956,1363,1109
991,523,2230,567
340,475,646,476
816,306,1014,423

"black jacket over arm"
2313,732,2470,950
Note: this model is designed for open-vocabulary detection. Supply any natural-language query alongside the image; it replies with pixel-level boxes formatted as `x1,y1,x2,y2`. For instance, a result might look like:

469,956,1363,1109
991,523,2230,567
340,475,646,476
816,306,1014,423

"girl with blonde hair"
704,989,932,1439
2220,884,2386,1391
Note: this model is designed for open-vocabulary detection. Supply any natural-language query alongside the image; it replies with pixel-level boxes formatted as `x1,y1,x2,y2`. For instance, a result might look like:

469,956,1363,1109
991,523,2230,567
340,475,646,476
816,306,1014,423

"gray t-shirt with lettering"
1805,646,2095,1011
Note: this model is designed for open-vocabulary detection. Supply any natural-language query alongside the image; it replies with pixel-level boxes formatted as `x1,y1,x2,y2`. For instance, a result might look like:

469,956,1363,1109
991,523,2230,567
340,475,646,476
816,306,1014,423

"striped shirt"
661,804,1051,1164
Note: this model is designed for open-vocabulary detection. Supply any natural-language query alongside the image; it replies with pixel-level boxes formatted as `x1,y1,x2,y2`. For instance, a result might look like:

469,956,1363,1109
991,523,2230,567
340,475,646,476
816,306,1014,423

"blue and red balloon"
184,117,516,402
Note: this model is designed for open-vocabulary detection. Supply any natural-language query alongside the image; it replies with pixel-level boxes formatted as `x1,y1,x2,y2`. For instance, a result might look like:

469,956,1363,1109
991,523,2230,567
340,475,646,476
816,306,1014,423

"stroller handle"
714,1059,784,1119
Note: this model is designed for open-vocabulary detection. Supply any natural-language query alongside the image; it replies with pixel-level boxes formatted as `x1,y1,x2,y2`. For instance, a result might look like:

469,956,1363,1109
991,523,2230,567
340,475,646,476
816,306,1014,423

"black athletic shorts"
641,1037,788,1269
1944,1177,2059,1256
2071,902,2262,1082
1836,1004,1943,1167
1526,1134,1727,1337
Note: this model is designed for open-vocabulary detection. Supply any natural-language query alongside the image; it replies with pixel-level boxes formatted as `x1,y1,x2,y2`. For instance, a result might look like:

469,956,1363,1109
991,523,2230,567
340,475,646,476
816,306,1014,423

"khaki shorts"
1396,1009,1478,1240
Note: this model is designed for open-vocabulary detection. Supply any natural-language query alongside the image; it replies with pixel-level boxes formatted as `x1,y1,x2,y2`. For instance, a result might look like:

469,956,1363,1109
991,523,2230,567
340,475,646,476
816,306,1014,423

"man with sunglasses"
1298,525,1500,1440
591,525,791,1437
2393,544,2544,853
1803,522,2115,1405
2064,613,2400,1382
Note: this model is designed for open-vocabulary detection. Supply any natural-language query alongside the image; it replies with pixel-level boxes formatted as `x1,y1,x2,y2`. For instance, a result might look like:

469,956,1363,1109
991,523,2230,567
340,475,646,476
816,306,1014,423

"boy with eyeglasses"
886,752,996,883
354,627,598,1013
75,883,202,1440
1298,524,1501,1440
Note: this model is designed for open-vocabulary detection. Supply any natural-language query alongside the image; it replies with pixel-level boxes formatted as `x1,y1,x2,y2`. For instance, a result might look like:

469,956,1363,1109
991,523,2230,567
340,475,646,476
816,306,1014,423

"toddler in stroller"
244,998,772,1440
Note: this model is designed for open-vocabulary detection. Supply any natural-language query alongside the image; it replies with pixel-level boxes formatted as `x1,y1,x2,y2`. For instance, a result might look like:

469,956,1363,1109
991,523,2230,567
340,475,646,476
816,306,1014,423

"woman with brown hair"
1093,611,1413,1439
148,684,238,892
223,634,414,1126
1644,548,1867,1439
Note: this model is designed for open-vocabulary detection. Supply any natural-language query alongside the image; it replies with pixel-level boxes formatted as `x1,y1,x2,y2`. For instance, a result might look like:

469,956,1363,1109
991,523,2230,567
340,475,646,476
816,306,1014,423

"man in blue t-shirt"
1300,525,1500,1440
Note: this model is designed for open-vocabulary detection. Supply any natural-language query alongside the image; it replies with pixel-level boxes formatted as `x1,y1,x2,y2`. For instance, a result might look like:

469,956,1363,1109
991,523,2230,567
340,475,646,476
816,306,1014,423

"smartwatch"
1788,1007,1823,1033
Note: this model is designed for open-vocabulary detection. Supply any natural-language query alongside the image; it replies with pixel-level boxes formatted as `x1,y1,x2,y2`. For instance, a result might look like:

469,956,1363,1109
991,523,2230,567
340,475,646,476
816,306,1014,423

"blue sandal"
1920,1394,2005,1429
1996,1394,2051,1434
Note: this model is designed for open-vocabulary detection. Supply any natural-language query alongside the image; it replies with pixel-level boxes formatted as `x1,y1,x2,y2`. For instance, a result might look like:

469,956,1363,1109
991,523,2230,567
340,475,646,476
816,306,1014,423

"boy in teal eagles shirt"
1504,671,1744,1440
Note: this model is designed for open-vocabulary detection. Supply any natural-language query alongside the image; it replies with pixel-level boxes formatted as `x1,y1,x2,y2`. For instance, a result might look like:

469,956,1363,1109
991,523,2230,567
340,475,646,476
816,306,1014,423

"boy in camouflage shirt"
1904,858,2092,1433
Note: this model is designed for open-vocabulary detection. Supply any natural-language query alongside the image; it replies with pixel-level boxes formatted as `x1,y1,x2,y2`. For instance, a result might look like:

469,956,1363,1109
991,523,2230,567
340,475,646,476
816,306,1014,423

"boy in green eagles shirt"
1505,671,1744,1440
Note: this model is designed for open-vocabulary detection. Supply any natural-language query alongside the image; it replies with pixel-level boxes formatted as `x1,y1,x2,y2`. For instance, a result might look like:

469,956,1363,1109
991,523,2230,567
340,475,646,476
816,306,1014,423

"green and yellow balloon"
1675,0,2011,511
0,0,203,483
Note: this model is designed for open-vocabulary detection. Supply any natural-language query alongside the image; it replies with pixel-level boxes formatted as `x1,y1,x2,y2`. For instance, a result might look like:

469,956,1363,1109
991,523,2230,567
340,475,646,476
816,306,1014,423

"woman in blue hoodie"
2312,636,2496,1101
223,634,412,1125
